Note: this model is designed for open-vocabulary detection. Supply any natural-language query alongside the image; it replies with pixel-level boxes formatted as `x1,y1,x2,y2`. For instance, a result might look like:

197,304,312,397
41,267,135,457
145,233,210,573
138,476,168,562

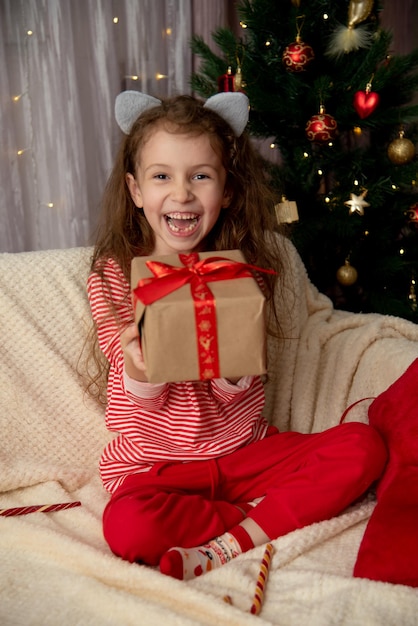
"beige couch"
1,240,418,625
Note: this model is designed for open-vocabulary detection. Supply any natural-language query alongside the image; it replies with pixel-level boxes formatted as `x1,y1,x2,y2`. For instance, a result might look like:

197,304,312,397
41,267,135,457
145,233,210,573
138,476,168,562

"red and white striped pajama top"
87,257,268,494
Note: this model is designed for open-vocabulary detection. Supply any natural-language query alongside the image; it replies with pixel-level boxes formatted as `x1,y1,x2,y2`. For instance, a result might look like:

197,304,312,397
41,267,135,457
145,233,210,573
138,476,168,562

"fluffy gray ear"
115,91,161,134
204,92,249,136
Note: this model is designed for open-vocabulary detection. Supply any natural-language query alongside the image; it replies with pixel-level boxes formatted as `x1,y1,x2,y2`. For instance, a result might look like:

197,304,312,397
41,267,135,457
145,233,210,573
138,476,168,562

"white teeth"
166,212,198,220
165,213,199,233
166,218,198,233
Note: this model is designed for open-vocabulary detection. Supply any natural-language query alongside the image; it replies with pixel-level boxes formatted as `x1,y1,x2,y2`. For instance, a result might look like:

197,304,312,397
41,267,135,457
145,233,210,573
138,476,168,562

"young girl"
87,90,387,580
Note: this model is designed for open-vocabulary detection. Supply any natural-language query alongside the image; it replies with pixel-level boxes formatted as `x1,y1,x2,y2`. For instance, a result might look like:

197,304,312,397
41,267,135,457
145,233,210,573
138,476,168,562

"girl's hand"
120,324,148,382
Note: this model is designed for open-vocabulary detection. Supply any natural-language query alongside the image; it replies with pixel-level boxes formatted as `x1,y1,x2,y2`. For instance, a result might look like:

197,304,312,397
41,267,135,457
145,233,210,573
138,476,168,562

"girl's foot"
159,532,242,580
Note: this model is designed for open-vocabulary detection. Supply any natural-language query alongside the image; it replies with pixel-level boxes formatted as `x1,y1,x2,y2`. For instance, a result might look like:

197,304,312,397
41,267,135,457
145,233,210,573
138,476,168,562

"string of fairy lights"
10,10,171,225
7,6,417,309
234,14,417,308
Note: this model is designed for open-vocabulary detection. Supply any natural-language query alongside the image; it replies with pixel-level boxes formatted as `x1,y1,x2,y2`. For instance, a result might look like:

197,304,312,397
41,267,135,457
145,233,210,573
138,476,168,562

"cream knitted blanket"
1,241,418,625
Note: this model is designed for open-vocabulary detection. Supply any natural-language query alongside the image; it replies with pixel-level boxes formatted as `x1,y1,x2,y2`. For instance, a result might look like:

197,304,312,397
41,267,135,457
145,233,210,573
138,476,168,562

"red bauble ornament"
353,88,380,119
407,202,418,224
305,106,338,143
282,36,315,72
218,67,235,92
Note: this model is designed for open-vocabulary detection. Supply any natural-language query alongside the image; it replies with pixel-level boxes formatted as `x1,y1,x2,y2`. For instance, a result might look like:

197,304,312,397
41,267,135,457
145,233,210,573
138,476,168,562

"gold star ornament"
344,190,370,215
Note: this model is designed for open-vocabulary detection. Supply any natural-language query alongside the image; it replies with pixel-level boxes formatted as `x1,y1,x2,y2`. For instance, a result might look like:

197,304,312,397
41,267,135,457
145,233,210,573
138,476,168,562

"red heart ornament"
353,90,380,119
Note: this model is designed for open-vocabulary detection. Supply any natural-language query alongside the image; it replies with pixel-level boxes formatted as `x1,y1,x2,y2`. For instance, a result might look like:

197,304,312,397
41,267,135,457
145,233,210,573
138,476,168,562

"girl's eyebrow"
143,163,218,173
143,163,168,171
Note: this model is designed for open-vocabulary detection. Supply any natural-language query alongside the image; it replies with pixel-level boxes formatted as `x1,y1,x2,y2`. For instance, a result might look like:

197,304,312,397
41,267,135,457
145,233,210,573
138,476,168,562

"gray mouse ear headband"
114,90,250,137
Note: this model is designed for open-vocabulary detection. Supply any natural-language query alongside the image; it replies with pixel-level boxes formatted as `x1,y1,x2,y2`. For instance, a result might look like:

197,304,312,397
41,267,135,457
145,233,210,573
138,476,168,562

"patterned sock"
160,527,253,580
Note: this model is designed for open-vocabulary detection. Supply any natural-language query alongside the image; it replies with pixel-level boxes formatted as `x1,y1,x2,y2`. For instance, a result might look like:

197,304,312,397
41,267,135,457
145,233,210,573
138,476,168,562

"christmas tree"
190,0,418,322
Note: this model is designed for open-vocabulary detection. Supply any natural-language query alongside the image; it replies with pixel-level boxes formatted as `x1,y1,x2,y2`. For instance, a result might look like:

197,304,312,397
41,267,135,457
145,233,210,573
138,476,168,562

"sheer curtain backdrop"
0,1,416,253
0,0,229,252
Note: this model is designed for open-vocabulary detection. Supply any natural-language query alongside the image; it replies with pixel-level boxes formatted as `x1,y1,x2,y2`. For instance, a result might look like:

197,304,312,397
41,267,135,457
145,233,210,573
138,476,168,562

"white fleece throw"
1,238,418,625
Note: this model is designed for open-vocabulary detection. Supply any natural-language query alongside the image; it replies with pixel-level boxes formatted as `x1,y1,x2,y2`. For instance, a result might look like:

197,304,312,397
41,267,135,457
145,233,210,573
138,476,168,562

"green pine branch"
190,0,418,321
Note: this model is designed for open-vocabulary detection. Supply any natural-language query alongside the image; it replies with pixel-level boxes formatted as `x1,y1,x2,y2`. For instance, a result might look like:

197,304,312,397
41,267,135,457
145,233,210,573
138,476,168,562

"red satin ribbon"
133,253,275,380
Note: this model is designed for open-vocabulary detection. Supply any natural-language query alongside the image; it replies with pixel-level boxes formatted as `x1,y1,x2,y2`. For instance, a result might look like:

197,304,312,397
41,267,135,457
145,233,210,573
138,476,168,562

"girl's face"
126,128,231,255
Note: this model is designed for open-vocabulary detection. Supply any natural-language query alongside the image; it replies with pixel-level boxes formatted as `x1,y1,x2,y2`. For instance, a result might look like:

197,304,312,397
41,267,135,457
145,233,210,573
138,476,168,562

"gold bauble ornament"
387,130,416,165
336,259,358,286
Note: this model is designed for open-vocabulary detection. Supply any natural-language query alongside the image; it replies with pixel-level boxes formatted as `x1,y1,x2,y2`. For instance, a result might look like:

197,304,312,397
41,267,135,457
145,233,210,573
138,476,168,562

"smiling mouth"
165,212,200,233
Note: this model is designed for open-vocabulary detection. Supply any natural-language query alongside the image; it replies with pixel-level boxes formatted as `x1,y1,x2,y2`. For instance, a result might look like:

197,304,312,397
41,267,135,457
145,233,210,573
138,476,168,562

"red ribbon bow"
133,253,275,380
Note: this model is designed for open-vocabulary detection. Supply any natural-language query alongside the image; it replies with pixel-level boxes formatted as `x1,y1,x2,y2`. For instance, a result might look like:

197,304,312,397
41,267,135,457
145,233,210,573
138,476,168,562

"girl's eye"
154,174,168,180
194,173,209,180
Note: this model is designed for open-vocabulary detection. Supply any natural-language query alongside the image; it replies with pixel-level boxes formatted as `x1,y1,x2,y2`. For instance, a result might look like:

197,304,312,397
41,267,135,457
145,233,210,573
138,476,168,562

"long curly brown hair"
86,94,288,403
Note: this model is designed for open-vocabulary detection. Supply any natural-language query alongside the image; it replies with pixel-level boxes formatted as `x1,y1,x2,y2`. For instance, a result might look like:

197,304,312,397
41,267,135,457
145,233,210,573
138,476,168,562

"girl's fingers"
120,323,139,347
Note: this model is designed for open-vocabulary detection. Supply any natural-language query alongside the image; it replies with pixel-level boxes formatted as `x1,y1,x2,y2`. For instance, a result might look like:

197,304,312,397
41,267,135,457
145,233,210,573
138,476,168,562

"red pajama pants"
103,422,387,566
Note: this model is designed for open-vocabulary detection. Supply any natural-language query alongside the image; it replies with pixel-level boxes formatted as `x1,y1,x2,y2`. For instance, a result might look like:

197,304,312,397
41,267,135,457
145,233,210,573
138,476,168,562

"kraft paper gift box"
131,250,267,383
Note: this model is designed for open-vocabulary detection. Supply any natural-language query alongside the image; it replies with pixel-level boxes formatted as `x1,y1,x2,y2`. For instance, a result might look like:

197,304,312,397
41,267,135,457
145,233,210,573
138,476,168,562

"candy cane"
250,543,274,615
0,501,81,517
